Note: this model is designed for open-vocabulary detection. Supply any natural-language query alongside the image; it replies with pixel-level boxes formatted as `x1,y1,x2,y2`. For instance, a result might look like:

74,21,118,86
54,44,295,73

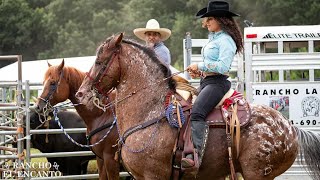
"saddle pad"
216,88,234,107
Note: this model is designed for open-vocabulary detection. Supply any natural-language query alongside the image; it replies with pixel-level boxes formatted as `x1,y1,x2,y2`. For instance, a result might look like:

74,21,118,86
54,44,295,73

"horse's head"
76,33,124,106
35,59,70,113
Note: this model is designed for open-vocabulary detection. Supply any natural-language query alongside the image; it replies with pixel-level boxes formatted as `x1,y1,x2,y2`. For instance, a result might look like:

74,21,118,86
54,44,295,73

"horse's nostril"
76,91,83,98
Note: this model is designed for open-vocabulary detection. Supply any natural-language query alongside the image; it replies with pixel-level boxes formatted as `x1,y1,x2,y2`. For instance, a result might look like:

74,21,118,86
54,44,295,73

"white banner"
252,83,320,127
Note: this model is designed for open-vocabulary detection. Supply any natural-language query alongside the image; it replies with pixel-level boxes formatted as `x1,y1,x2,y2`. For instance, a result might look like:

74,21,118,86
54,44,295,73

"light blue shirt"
198,31,236,74
154,42,171,65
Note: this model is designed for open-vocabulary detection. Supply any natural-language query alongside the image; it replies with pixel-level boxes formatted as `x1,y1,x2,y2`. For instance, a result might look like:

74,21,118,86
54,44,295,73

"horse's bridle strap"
42,70,64,103
86,121,114,143
86,120,114,160
121,114,166,143
93,51,118,84
89,46,120,97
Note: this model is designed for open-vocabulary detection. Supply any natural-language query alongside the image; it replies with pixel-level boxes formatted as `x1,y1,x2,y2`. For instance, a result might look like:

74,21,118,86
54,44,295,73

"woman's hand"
187,63,201,78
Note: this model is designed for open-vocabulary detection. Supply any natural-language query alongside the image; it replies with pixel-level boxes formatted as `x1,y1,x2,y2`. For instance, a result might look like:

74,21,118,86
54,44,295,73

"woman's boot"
181,120,209,172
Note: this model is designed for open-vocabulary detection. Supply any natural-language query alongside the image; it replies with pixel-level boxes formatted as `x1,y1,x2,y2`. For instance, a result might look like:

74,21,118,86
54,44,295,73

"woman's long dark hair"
202,16,243,54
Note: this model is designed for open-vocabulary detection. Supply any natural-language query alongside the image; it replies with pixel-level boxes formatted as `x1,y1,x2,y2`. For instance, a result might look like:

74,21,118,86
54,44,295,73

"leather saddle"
174,88,251,128
170,87,251,180
206,89,251,128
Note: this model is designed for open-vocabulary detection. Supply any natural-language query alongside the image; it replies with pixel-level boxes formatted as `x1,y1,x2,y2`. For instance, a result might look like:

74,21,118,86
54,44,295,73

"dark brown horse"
35,60,121,180
76,33,320,180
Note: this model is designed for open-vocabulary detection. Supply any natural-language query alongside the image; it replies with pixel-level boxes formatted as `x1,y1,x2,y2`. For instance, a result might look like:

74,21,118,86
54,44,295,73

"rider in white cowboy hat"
133,19,172,65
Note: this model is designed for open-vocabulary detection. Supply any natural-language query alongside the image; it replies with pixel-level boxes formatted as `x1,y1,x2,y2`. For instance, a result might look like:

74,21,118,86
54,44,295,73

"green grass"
87,160,98,174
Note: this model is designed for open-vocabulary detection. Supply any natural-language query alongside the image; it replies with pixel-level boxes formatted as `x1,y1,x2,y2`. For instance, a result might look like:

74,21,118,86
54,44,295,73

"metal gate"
0,55,98,179
244,25,320,179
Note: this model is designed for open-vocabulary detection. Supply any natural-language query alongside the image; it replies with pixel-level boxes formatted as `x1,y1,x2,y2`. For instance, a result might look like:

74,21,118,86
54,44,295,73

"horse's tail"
295,126,320,179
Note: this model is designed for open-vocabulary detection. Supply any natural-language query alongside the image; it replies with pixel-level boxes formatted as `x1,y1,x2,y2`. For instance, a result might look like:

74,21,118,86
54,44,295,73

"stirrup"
181,156,199,177
181,156,195,168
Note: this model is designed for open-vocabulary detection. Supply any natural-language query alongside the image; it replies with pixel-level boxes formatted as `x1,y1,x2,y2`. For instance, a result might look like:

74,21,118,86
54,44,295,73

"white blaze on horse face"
248,105,296,162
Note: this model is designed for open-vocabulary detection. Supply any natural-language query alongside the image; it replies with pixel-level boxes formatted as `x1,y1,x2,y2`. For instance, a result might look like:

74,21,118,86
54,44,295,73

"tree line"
1,0,319,69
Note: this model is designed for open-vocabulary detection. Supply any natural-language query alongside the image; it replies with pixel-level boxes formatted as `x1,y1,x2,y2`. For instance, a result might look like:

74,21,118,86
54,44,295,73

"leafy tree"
27,0,51,8
0,0,50,63
39,0,127,59
1,0,320,69
240,0,320,26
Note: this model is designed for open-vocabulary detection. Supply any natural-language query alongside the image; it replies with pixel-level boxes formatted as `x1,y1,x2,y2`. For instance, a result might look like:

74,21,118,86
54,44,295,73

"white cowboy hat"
133,19,171,41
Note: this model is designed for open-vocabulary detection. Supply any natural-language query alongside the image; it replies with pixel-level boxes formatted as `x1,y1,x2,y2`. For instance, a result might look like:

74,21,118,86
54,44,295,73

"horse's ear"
31,96,38,103
47,61,52,67
115,32,123,46
107,33,123,49
58,59,65,72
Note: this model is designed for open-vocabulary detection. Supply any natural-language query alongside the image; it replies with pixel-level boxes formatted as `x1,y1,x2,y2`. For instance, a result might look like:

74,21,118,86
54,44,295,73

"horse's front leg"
96,158,107,180
104,152,120,180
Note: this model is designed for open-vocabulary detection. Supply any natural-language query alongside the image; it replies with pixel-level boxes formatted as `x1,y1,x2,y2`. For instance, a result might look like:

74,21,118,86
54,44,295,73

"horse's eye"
95,61,102,65
50,81,56,86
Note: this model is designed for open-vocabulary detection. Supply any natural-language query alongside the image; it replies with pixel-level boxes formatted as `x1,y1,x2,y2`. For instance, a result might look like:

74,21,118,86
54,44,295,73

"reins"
164,69,188,81
33,102,117,150
92,70,188,112
52,105,117,148
36,63,118,148
87,39,189,112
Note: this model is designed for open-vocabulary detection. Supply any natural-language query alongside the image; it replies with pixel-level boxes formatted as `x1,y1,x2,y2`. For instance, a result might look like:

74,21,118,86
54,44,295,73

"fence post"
184,32,192,79
25,80,31,180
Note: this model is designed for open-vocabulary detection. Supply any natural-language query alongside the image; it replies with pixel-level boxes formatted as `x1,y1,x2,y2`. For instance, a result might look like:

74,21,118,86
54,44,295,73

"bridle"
85,42,121,99
36,70,64,115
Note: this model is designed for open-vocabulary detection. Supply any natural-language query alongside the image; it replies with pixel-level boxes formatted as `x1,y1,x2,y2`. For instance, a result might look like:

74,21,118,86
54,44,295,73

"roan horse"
28,109,93,175
35,60,121,179
76,33,320,180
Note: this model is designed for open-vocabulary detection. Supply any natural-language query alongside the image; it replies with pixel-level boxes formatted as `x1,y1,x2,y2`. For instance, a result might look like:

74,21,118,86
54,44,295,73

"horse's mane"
99,35,176,91
63,66,86,88
122,39,172,77
44,65,86,89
